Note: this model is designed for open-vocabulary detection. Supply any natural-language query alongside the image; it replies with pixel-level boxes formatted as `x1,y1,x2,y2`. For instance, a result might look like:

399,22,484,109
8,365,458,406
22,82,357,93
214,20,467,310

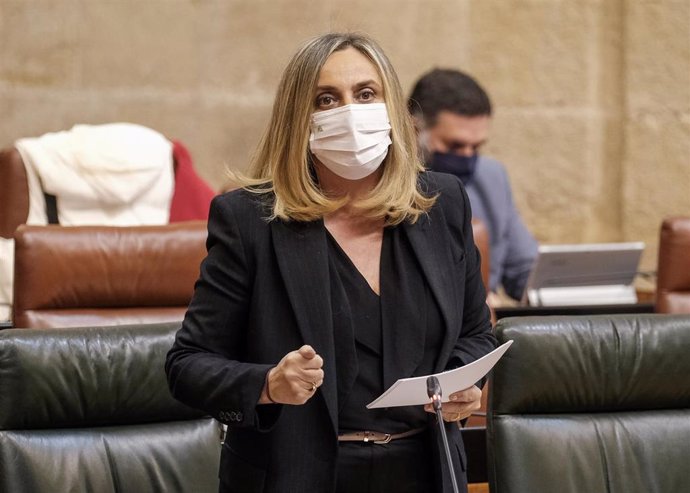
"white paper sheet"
366,340,513,409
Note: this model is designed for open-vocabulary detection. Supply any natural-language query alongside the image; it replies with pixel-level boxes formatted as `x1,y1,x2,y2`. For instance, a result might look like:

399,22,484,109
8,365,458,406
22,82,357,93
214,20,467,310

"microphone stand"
427,376,460,493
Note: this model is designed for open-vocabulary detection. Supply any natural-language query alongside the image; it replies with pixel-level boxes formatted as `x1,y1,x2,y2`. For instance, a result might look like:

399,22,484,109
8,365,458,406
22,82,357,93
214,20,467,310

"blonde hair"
231,32,435,225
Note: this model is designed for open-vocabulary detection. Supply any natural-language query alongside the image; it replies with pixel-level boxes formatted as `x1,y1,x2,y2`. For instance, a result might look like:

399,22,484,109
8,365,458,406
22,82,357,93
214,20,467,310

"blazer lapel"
271,219,338,432
403,209,462,374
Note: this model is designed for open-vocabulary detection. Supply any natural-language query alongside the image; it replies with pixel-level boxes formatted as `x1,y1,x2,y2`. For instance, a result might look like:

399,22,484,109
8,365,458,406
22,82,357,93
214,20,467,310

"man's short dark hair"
408,69,492,125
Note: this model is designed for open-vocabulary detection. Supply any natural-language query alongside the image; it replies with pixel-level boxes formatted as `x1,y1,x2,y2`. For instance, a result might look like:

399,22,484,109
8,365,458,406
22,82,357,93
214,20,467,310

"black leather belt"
338,427,426,444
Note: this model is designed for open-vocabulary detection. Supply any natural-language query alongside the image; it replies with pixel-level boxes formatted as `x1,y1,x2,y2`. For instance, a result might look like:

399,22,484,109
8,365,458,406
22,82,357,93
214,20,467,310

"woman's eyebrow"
353,79,380,90
315,85,341,92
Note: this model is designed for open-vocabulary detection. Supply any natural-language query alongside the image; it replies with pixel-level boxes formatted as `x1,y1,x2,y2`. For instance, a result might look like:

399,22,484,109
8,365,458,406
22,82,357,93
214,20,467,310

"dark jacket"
165,171,496,493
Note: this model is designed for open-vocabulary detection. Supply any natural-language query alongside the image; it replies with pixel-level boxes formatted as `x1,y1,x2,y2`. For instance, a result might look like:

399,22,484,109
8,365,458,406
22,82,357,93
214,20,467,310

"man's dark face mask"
428,152,479,185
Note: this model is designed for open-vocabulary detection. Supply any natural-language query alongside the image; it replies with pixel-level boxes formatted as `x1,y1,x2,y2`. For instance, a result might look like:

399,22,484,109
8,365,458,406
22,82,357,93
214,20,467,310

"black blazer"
166,171,496,493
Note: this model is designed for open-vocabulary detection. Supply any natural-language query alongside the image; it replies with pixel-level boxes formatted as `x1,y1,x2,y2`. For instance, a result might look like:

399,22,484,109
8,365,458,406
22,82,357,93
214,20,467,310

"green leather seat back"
488,314,690,493
0,323,220,493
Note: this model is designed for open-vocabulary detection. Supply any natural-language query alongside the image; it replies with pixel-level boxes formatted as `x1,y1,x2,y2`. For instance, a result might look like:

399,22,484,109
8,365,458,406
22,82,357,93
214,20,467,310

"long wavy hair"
231,32,435,225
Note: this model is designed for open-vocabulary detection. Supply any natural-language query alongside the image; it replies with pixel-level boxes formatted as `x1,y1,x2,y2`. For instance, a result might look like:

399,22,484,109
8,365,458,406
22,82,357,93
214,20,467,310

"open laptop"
523,242,645,306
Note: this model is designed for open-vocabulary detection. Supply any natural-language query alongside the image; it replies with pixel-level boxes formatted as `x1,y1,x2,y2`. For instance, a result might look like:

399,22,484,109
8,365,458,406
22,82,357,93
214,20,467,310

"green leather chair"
0,323,220,492
488,314,690,493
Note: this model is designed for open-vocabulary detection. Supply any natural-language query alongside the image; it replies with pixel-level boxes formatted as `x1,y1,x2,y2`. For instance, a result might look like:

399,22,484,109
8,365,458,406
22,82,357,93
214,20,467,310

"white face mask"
309,103,392,181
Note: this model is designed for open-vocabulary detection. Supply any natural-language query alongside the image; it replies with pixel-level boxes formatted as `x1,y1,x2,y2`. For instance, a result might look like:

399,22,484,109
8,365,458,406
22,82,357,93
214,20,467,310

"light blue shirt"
464,156,538,300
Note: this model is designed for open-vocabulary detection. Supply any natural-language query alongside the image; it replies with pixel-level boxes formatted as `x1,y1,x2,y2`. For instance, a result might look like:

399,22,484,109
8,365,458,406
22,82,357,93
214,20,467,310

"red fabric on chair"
169,141,216,222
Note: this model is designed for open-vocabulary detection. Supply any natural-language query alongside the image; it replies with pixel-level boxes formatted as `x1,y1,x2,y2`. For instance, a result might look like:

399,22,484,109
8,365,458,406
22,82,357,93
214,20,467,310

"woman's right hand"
260,345,324,405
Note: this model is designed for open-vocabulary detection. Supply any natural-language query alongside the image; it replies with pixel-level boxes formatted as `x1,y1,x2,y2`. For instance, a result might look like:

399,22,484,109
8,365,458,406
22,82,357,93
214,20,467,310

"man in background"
408,68,537,302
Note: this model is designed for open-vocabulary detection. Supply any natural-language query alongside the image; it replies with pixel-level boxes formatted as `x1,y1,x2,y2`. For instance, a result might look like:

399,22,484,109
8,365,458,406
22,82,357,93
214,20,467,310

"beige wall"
1,0,689,274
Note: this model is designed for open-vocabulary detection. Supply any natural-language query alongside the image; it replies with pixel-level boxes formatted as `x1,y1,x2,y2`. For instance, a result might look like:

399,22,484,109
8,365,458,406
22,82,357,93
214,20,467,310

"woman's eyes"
358,89,376,102
315,89,378,109
316,94,337,109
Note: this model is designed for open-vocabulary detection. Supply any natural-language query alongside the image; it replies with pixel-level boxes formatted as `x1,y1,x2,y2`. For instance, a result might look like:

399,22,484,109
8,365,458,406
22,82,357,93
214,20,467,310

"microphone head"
426,376,441,398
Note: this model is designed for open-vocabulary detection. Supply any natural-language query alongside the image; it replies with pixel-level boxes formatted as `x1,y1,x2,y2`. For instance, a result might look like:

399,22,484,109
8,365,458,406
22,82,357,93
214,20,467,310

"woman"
165,32,496,493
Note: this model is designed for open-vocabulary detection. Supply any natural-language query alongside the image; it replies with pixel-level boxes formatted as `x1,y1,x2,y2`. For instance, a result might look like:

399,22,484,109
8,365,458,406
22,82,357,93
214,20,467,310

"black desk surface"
495,302,655,319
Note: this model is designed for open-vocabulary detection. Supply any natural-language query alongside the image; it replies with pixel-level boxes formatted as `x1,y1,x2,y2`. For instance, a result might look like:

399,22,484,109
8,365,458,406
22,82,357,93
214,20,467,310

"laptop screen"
523,242,645,306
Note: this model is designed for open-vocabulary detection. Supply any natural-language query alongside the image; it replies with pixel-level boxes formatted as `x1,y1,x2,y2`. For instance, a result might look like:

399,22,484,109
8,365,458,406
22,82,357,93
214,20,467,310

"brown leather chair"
12,222,207,328
0,147,29,239
469,218,492,427
460,219,492,487
471,218,490,293
656,217,690,314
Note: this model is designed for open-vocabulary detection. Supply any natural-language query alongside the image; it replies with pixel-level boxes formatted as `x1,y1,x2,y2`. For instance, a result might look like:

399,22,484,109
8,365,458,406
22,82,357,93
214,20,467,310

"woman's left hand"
423,385,482,422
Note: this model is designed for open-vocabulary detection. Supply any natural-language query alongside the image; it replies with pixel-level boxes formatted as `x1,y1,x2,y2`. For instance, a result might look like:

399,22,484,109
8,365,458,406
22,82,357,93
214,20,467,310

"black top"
327,226,444,434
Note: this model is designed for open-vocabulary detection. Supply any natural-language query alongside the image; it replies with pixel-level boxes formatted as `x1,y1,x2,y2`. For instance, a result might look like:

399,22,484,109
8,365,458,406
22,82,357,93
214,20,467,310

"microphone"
426,376,460,493
426,375,442,411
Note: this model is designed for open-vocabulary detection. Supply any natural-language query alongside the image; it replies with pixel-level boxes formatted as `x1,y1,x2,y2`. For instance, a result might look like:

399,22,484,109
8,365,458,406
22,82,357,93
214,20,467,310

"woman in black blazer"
166,32,496,493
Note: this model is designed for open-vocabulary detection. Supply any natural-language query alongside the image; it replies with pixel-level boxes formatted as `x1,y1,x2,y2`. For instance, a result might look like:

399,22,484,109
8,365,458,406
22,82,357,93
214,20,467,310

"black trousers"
336,432,435,493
